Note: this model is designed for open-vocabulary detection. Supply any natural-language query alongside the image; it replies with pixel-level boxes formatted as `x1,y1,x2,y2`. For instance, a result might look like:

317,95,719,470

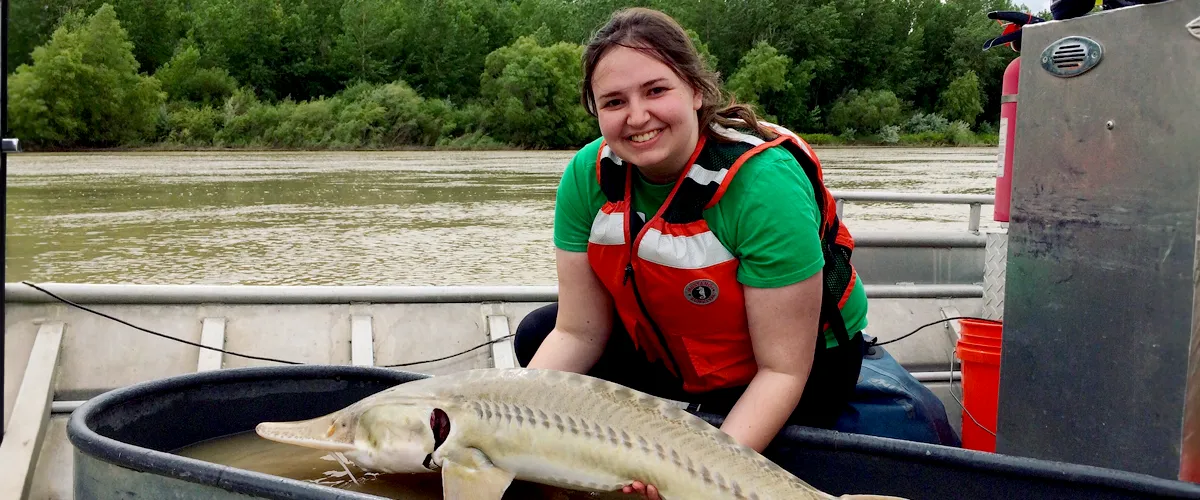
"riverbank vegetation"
6,0,1028,151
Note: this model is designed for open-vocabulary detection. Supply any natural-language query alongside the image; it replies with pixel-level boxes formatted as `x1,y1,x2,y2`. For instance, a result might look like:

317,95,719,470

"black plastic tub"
68,365,1200,499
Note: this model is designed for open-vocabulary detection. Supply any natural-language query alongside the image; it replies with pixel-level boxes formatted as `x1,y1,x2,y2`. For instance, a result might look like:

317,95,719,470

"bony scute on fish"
255,368,907,500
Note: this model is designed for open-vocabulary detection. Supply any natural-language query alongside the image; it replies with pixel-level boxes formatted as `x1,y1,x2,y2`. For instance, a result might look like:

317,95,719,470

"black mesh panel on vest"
599,156,625,202
822,241,854,297
660,140,752,224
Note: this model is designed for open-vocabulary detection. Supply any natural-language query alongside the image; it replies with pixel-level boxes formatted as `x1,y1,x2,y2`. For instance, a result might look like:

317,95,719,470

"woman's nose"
626,99,650,126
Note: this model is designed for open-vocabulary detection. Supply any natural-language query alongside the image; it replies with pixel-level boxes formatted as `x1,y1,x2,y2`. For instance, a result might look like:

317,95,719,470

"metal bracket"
197,318,226,372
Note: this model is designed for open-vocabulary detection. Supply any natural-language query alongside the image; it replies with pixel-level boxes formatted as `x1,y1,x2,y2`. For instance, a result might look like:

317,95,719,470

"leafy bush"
879,125,901,144
826,89,903,135
436,131,511,150
797,133,843,145
155,42,238,107
165,105,223,146
946,120,975,145
904,112,949,134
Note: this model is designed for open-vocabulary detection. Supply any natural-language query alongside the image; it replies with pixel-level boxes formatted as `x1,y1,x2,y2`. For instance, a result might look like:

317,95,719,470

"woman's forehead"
592,46,680,93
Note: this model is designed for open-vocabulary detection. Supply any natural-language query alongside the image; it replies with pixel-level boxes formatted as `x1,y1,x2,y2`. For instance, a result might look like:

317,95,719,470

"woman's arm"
623,271,823,499
719,270,824,452
526,248,615,373
540,252,663,499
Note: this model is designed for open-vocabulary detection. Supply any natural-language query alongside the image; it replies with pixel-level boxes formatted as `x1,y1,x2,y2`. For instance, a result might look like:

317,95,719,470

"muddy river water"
5,147,998,286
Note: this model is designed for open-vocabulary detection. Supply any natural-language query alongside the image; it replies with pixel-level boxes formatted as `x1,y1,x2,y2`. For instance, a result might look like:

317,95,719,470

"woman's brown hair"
580,7,778,141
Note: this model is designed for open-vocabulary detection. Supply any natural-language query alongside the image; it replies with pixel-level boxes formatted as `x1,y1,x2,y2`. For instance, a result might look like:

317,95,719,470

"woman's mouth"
629,129,662,143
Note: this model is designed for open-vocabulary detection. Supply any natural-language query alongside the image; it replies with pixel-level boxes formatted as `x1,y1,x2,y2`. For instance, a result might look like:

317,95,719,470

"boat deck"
3,190,997,499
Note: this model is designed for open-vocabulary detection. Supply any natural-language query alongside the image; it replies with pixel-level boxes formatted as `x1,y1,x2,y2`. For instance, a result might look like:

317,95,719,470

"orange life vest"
585,122,857,393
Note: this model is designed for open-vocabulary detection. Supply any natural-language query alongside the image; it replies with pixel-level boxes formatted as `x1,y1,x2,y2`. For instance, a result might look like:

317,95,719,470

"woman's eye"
603,99,622,108
649,87,667,95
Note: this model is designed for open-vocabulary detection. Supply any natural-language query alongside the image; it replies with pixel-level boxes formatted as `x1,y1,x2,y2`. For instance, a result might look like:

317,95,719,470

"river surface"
5,148,999,286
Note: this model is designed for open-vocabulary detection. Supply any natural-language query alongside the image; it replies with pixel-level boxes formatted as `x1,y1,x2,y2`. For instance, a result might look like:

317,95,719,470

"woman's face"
591,45,703,183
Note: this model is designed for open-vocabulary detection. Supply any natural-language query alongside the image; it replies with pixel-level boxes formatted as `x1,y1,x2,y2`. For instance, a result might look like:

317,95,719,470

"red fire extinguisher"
994,57,1019,222
984,11,1042,222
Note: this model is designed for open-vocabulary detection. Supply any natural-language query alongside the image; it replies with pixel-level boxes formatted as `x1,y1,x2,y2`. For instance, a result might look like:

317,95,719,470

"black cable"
19,281,516,368
870,316,993,347
381,334,514,368
20,280,989,366
21,281,302,365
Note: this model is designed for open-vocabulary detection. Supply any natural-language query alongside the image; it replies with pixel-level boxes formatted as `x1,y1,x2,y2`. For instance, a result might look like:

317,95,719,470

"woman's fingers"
621,481,661,499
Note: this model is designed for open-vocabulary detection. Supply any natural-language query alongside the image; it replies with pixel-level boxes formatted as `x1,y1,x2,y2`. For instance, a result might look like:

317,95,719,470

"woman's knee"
513,303,558,367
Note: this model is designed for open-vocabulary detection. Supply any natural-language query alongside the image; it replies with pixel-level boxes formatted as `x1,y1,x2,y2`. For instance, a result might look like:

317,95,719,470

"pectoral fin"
440,447,516,500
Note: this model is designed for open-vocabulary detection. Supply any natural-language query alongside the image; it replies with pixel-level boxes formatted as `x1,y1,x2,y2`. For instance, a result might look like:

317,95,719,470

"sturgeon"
255,368,906,500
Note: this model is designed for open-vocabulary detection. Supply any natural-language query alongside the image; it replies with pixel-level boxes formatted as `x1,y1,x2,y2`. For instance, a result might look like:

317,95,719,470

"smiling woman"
514,8,872,499
588,48,702,183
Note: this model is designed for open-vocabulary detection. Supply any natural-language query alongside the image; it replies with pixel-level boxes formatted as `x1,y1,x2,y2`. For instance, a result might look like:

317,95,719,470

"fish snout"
255,416,358,453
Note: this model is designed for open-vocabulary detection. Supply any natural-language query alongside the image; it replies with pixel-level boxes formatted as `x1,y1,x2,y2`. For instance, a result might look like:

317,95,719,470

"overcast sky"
1018,0,1055,15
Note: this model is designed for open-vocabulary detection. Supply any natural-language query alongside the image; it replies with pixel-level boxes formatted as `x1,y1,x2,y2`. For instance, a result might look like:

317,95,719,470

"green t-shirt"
553,137,868,348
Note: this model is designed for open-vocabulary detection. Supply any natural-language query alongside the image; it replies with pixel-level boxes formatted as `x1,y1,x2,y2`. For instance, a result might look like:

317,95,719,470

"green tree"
6,0,98,75
331,0,407,83
155,41,239,106
394,0,515,101
684,28,719,73
7,4,165,147
191,0,343,102
479,36,597,149
107,0,188,72
939,70,984,126
726,41,793,113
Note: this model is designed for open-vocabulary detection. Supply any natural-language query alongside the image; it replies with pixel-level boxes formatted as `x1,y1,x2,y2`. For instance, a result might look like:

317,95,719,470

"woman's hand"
622,481,661,499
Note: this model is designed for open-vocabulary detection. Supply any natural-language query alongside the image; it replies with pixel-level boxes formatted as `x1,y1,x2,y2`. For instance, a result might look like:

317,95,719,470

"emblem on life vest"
684,279,718,305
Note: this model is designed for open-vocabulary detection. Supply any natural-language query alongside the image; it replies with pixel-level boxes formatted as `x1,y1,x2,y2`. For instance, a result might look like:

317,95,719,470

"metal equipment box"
997,0,1200,480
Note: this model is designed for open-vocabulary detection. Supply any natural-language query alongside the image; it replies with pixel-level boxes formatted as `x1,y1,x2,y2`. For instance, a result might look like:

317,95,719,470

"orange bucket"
960,331,1002,348
956,338,1000,352
959,318,1002,340
956,318,1003,452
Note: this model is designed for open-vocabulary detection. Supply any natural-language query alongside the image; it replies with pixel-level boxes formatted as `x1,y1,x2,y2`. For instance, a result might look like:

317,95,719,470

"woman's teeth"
630,129,660,143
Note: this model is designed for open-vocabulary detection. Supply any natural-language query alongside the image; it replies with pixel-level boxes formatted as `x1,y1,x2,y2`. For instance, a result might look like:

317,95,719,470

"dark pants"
513,302,864,429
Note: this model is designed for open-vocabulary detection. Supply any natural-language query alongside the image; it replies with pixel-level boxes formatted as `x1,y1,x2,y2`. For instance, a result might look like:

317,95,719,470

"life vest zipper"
625,240,681,377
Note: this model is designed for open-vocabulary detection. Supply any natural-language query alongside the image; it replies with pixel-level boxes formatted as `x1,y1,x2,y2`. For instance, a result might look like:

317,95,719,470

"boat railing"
831,190,994,233
3,282,983,303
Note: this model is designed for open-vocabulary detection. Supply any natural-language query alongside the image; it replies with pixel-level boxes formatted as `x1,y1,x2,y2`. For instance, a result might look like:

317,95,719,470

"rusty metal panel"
996,0,1200,480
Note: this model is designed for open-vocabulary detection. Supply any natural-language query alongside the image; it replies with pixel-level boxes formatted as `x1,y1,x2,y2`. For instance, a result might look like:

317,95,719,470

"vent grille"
1040,36,1103,78
1052,43,1088,70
